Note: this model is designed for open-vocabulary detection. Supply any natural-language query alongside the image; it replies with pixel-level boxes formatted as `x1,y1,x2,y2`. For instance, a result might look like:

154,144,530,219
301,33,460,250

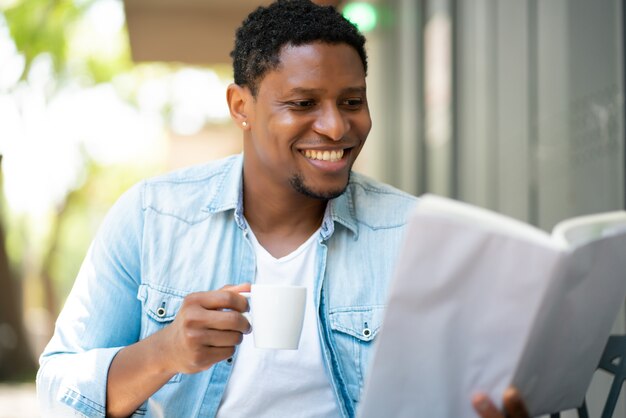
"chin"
290,174,349,200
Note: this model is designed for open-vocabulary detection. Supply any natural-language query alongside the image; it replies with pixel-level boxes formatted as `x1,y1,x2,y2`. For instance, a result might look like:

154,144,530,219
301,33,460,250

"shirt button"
362,328,372,337
227,358,233,364
156,302,167,318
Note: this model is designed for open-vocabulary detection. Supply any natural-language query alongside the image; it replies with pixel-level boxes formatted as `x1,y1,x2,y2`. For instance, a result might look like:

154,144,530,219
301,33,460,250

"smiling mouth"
301,149,345,162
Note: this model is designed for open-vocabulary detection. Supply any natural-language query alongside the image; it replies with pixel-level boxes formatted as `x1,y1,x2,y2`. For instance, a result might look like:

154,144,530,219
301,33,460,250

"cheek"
266,108,301,132
264,115,307,152
354,114,372,141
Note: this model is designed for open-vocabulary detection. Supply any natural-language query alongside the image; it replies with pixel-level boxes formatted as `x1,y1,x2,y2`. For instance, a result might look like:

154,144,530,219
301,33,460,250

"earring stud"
242,121,248,128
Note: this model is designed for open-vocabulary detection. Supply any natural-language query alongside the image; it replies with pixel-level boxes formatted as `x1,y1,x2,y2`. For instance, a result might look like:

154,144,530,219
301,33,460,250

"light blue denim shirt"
37,154,417,418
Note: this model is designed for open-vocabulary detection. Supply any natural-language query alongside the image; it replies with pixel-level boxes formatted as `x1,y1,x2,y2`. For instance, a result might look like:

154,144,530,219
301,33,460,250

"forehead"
257,42,366,94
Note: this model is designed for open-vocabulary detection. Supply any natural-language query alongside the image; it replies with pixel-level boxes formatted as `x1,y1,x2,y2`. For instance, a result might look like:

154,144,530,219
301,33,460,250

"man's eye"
343,98,363,108
289,100,315,108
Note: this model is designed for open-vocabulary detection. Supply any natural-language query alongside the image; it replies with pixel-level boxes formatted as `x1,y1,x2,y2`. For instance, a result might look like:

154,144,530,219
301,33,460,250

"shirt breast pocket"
328,306,384,403
137,284,186,384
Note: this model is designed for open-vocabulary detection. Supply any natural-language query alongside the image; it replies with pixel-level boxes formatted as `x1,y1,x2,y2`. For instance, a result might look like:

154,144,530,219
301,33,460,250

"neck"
243,180,326,235
242,170,327,257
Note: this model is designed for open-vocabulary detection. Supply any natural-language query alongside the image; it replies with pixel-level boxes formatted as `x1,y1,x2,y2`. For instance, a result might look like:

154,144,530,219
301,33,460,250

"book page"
418,194,554,248
551,211,626,248
358,202,565,418
511,230,626,415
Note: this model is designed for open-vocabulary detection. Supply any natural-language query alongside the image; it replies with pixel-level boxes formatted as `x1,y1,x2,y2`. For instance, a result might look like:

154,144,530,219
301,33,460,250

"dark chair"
550,335,626,418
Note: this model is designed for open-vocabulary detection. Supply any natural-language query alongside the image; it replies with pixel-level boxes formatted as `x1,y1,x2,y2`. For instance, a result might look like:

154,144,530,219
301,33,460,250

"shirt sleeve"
36,181,146,418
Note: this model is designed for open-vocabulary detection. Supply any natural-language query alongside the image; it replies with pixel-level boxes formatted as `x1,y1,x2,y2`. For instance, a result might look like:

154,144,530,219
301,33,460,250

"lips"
301,149,345,162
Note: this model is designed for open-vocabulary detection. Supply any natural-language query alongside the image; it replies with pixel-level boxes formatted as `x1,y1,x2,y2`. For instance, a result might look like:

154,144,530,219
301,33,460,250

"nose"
313,103,349,141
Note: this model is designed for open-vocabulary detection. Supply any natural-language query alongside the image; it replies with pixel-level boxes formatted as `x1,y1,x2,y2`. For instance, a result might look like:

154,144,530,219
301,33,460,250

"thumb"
221,282,252,293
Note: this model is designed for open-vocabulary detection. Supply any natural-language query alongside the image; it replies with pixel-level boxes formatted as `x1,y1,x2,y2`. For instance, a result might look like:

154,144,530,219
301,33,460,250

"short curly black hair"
231,0,368,97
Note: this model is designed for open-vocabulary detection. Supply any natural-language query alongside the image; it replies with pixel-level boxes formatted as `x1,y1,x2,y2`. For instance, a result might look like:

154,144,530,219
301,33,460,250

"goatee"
289,173,350,200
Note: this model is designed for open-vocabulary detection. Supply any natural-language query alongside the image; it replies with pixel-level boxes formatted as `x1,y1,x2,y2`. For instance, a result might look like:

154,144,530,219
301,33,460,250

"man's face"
243,42,371,200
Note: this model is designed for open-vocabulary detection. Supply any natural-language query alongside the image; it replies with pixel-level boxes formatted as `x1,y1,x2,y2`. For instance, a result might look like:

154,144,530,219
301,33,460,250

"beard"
289,172,350,201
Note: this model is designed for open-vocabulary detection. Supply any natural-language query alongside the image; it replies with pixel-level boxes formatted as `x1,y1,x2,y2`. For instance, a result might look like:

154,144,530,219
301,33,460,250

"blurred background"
0,0,623,417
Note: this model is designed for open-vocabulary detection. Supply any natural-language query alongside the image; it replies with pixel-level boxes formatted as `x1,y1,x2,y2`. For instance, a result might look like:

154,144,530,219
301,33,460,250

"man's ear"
227,83,252,130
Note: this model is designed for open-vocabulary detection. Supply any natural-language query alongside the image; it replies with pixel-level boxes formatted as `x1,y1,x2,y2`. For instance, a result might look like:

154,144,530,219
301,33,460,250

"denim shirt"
37,154,417,418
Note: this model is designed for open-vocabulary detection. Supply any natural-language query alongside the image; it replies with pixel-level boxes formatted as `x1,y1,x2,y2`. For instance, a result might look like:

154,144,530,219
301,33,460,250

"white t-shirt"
216,228,340,417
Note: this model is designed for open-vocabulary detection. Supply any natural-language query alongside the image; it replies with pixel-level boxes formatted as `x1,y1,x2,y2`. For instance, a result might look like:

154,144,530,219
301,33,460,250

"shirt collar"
204,154,358,238
203,154,244,227
323,189,358,239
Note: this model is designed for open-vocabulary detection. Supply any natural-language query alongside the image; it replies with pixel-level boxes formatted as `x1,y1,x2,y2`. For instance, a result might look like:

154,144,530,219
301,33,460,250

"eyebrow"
285,86,367,95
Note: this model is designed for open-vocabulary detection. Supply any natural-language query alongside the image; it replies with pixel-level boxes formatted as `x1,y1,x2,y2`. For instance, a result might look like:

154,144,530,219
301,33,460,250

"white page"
512,232,626,415
551,210,626,248
416,194,555,248
358,210,564,418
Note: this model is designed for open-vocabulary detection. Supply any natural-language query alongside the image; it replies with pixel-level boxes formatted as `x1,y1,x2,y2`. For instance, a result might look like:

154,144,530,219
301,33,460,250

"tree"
0,0,230,380
0,155,36,380
0,0,133,378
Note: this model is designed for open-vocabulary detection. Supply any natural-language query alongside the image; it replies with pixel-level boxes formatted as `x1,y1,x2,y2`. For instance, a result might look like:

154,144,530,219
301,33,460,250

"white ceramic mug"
240,284,307,350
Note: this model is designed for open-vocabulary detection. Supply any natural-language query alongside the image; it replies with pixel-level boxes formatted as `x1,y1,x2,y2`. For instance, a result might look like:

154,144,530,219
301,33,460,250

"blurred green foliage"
5,0,85,79
49,161,157,302
1,0,159,330
3,0,133,85
1,0,239,380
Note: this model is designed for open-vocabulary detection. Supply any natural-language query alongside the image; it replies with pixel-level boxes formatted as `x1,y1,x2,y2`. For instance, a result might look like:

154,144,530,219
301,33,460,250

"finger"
472,393,503,418
206,346,236,362
186,308,251,333
191,329,245,348
205,310,251,334
222,282,252,293
184,290,249,313
503,387,530,418
222,283,252,313
186,346,236,371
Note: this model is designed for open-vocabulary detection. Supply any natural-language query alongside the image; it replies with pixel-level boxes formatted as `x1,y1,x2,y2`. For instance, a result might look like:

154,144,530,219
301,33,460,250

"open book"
358,194,626,418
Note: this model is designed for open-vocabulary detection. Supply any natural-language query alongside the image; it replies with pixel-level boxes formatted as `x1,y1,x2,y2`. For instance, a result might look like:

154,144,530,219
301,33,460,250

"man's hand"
159,283,252,374
473,387,530,418
106,283,252,418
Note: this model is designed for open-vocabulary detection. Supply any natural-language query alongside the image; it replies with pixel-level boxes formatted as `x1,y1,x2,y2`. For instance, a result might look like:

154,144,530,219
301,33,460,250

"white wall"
457,0,625,414
369,0,626,414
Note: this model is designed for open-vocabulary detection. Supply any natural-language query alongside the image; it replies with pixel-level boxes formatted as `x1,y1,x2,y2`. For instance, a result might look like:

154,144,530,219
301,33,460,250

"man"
37,1,528,417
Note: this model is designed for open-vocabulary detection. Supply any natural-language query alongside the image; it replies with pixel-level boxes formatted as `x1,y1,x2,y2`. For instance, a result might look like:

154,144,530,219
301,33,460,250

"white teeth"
302,149,344,162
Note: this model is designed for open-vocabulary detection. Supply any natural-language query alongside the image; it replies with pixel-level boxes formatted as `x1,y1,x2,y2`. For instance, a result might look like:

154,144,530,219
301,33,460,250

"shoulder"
126,155,242,223
345,172,418,230
143,155,239,196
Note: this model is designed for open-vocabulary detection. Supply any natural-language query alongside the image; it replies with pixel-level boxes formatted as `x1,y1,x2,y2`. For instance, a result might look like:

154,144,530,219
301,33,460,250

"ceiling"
123,0,343,65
